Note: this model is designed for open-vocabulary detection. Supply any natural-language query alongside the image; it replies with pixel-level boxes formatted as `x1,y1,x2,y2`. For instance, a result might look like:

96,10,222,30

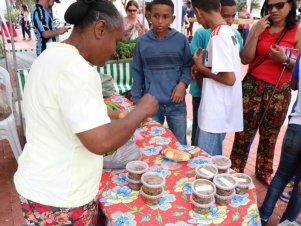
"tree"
237,0,261,12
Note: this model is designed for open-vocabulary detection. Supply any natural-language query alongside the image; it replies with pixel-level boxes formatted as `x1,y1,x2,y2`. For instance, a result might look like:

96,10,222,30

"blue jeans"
238,28,249,46
152,102,187,145
191,96,201,146
259,124,301,222
197,130,225,156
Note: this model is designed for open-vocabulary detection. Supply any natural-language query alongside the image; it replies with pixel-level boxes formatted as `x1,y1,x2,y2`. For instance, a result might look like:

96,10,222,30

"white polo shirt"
14,43,110,208
198,24,243,133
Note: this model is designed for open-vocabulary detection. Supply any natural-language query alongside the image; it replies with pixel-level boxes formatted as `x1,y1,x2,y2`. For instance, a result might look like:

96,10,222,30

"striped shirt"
31,4,58,56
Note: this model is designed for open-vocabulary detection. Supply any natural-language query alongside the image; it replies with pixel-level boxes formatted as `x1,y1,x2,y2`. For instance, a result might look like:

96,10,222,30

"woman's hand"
269,44,287,63
253,15,271,37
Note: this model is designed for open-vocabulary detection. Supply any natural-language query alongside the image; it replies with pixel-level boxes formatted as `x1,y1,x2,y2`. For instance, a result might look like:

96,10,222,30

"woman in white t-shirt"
13,0,158,225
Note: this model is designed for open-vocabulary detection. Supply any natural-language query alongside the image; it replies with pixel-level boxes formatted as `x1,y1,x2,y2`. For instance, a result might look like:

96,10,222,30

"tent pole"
0,17,9,71
5,0,26,145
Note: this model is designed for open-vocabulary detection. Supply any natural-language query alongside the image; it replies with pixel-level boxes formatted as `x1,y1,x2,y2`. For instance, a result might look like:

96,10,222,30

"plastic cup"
232,173,253,194
211,155,231,174
126,173,142,191
141,172,165,196
190,195,215,214
140,187,164,205
213,173,237,196
191,179,216,204
215,190,235,205
195,164,218,180
126,161,148,180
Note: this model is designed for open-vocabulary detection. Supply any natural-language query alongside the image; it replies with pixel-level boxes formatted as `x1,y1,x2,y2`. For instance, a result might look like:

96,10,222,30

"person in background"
259,53,301,226
237,3,251,46
185,1,195,41
131,0,192,145
191,0,243,156
145,2,153,28
20,4,31,41
189,0,243,146
230,0,301,186
32,0,68,56
14,0,158,225
123,0,149,40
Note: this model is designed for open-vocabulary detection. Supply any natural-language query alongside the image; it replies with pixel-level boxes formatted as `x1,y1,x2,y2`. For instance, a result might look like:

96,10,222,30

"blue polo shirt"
32,4,58,56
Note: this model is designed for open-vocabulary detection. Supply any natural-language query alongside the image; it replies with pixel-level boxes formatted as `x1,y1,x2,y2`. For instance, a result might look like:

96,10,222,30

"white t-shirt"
198,24,243,133
14,43,110,208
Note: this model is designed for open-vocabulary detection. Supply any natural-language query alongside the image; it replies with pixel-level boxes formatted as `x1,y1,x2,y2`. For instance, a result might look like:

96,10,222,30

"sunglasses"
127,9,137,13
265,1,288,12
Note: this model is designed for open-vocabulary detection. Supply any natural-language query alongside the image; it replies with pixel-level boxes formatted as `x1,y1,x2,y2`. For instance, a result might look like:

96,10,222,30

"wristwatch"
282,56,290,66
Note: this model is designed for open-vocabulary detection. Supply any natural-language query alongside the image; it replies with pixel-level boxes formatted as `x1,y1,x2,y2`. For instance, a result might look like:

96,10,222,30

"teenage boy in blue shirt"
132,0,192,144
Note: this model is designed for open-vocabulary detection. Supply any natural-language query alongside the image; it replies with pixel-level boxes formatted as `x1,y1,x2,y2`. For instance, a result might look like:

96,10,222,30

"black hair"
21,4,28,11
151,0,174,14
191,0,221,12
145,2,153,12
64,0,123,30
220,0,236,7
260,0,297,29
126,0,139,11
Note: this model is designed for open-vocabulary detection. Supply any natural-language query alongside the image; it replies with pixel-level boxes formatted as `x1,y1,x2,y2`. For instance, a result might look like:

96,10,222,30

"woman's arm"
240,15,271,64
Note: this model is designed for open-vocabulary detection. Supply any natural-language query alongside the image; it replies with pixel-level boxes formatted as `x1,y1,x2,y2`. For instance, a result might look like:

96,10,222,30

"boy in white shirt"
191,0,243,156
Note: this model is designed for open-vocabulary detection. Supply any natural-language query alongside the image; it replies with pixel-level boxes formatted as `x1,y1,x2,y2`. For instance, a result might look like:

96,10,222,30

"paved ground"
0,25,300,226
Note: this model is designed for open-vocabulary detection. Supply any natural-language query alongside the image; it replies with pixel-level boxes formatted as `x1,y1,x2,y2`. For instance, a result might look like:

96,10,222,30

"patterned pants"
230,74,291,178
19,195,101,225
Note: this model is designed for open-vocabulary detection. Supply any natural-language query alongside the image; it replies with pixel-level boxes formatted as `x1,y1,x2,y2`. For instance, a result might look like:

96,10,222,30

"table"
98,94,261,226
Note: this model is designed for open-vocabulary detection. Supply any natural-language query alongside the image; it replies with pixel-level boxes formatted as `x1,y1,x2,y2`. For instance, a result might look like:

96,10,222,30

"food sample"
233,173,252,194
141,172,165,196
213,173,237,196
161,148,192,162
211,155,231,174
126,161,148,180
191,179,216,204
195,164,218,180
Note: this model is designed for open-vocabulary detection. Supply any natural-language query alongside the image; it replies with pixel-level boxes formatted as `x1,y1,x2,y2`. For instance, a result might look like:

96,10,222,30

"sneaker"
280,190,292,203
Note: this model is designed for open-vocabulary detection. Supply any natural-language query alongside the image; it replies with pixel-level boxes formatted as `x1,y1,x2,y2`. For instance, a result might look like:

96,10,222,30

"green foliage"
112,38,137,60
237,0,261,12
3,8,20,23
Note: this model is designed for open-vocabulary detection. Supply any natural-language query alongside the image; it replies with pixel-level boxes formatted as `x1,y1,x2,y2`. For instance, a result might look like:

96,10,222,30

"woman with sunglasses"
124,0,149,39
230,0,301,186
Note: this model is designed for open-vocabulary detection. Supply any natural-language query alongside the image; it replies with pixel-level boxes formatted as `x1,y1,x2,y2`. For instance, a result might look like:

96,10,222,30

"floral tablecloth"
99,94,261,226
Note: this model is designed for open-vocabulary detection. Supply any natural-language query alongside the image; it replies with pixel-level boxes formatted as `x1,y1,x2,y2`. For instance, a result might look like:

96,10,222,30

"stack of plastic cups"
141,172,165,205
195,164,218,181
191,179,216,214
232,173,253,195
211,155,232,174
213,173,237,205
126,161,148,191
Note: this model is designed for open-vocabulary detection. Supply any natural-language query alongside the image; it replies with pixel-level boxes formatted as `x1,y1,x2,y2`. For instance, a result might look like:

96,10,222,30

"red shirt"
249,23,299,85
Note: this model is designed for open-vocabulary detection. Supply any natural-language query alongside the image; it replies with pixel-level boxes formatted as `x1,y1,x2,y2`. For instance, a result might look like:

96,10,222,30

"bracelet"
282,56,290,66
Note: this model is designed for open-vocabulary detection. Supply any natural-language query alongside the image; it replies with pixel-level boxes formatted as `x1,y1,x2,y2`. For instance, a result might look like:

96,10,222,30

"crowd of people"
12,0,301,225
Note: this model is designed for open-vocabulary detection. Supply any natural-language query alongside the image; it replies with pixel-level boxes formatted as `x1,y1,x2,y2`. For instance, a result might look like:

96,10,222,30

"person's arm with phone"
240,14,271,64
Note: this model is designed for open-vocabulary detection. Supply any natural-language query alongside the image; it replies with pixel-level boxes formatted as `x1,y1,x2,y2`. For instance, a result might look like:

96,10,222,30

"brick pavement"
0,27,300,226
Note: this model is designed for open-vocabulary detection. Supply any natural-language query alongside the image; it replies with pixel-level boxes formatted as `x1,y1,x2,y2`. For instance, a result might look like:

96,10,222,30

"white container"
191,179,216,204
190,195,215,214
211,155,231,174
141,171,165,196
232,173,253,194
126,173,142,191
140,187,164,205
215,190,235,205
196,164,218,180
126,161,148,180
213,173,237,196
